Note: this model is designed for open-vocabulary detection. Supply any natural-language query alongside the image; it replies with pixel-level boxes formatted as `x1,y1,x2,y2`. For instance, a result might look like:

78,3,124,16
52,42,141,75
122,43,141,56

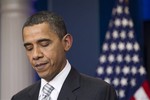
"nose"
32,47,43,60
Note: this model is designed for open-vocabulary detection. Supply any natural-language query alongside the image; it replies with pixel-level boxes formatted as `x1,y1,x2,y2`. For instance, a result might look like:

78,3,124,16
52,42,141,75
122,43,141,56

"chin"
38,73,52,81
37,72,47,79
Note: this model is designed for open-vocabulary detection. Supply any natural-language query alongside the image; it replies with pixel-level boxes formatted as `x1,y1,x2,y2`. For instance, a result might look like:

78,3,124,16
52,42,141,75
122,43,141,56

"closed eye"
40,41,50,47
24,44,33,51
38,39,51,47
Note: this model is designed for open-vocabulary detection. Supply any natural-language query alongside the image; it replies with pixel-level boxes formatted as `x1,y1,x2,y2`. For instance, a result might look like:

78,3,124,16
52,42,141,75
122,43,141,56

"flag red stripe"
130,96,135,100
142,80,150,98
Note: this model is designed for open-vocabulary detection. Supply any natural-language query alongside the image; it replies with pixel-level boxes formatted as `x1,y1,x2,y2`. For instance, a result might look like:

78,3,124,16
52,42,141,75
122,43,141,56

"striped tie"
42,83,54,100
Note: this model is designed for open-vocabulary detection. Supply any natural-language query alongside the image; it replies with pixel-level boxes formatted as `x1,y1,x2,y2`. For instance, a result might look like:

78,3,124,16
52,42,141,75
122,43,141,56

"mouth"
34,62,48,71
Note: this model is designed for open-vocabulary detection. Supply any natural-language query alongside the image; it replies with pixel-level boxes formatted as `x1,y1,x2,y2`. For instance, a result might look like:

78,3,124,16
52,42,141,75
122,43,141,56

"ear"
62,34,73,52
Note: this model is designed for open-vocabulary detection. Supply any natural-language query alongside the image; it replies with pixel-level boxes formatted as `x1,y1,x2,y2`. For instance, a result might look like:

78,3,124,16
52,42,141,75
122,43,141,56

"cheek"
43,46,57,58
44,51,55,61
44,50,61,66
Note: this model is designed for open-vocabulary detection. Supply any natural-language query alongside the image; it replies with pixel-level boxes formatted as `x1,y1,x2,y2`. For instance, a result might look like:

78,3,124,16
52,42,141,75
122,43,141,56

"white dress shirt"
38,60,71,100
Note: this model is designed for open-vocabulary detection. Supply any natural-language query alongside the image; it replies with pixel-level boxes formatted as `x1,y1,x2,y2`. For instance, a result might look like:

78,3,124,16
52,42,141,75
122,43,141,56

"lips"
34,62,48,70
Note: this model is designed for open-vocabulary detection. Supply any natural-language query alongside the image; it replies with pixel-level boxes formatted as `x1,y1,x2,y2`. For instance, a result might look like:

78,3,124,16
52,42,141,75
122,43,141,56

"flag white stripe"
134,86,149,100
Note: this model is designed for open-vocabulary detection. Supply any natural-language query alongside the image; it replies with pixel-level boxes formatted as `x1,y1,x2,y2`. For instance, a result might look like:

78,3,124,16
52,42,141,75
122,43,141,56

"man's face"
23,23,72,81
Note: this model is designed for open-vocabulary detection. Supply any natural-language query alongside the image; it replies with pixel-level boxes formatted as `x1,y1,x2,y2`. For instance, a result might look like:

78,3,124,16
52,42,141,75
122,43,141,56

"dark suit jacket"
11,67,118,100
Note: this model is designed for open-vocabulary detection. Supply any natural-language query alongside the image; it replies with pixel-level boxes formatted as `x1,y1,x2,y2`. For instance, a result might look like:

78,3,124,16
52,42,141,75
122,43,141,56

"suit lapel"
57,67,80,100
28,80,41,100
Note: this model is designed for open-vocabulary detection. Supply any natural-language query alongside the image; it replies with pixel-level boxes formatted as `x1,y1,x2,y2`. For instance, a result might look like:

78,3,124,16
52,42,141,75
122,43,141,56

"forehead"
23,23,58,43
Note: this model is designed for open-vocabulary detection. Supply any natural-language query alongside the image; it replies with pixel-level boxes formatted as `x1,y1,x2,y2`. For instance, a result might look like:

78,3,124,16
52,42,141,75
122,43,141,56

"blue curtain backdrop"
32,0,150,80
142,0,150,20
142,0,150,81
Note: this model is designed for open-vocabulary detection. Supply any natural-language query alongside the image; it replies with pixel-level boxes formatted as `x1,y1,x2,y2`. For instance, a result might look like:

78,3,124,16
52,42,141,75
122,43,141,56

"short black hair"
23,11,67,39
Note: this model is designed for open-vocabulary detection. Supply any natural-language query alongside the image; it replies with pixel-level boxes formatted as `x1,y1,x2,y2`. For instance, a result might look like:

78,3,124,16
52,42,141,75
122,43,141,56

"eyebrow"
23,38,50,47
37,38,50,43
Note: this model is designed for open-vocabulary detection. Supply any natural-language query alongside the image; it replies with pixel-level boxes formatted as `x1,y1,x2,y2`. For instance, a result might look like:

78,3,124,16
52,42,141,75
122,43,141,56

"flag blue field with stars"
96,0,150,100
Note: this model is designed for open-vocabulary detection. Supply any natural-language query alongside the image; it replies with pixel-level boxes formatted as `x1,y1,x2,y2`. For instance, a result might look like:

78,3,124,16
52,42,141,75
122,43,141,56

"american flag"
96,0,150,100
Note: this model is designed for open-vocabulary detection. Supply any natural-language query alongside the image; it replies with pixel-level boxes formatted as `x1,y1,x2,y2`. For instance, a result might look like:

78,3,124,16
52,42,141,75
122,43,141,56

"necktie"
41,83,54,100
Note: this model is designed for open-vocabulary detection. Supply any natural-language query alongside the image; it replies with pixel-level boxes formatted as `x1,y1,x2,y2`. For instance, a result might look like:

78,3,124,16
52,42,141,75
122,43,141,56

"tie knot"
42,83,54,98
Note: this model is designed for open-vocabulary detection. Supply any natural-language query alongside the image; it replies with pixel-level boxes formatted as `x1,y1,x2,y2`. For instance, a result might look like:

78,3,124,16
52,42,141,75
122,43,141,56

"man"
11,11,117,100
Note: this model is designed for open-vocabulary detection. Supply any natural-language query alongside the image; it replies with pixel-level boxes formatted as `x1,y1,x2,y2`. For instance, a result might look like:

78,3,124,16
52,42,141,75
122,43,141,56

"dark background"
32,0,150,80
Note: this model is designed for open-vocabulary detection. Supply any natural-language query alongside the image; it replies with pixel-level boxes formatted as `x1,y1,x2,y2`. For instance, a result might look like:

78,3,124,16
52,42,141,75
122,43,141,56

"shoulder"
79,74,118,99
71,67,113,89
11,81,40,100
80,73,111,88
64,67,118,100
